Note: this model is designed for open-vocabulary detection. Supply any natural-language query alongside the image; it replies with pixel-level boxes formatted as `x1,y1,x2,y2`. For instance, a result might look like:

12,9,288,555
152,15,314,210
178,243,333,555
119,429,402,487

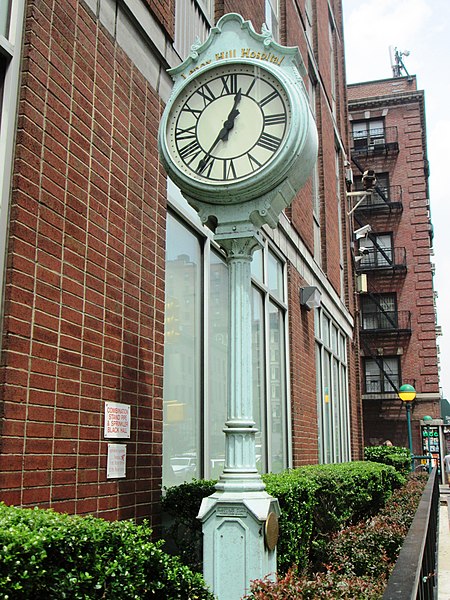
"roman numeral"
175,125,197,140
196,84,216,106
179,140,201,163
256,132,282,152
181,105,201,119
260,91,278,107
247,153,263,171
223,159,237,180
196,154,215,176
264,113,286,126
245,78,256,97
220,74,239,95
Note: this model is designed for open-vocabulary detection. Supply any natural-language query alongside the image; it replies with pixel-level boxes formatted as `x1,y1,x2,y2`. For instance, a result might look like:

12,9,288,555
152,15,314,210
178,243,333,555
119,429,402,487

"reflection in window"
162,210,289,486
364,357,400,394
252,248,288,474
0,0,12,39
174,0,213,61
163,215,202,487
265,0,279,41
208,251,228,480
315,309,350,463
252,288,265,472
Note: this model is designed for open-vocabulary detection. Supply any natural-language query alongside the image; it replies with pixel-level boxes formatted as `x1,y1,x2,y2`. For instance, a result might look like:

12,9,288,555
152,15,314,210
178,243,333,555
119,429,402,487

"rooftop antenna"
389,46,411,79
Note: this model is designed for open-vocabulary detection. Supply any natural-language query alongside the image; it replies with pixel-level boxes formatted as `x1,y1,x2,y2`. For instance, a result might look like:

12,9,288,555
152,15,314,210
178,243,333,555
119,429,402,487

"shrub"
0,503,214,599
162,462,404,574
364,445,411,475
245,473,428,599
162,479,217,572
248,568,387,599
328,473,427,579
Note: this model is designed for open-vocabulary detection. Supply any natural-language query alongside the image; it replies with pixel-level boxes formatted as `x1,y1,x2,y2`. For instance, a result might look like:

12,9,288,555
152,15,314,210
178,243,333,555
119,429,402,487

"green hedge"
246,473,428,598
162,461,405,574
364,445,411,475
0,503,214,599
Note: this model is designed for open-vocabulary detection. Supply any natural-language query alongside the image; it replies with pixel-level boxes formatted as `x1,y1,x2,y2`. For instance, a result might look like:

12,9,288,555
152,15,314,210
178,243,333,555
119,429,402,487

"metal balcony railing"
360,310,411,335
356,246,407,272
354,185,403,213
364,375,400,395
383,468,439,600
351,126,399,155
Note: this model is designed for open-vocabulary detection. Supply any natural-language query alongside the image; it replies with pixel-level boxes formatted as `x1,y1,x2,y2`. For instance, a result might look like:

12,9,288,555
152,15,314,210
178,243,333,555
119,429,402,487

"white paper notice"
104,401,131,438
107,443,127,478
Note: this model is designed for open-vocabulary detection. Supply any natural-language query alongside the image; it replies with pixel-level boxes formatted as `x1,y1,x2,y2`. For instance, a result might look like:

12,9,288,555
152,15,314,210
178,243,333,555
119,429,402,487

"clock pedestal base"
198,492,280,600
197,230,280,599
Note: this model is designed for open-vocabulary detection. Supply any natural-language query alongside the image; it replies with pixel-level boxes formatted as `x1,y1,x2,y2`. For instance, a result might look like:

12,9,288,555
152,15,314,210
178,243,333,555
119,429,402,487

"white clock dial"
166,64,291,184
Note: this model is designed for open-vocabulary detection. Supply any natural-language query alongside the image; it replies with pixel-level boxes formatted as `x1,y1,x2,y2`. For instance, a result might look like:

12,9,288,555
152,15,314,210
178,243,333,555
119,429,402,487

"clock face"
165,63,291,185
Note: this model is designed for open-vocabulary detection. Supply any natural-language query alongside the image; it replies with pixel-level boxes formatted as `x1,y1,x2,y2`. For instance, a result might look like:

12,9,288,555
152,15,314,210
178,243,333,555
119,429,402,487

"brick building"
347,76,441,455
0,0,362,524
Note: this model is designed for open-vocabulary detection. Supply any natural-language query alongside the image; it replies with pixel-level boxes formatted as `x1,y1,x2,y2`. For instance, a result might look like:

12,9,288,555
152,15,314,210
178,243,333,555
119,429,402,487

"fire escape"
348,134,413,397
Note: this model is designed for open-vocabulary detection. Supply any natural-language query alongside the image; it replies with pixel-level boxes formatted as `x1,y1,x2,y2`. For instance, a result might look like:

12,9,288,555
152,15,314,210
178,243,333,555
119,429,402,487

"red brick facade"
348,77,440,451
1,0,167,522
0,0,363,521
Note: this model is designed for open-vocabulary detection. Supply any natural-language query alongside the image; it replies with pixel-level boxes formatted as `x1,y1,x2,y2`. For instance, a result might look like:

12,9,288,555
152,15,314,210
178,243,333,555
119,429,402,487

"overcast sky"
342,0,450,402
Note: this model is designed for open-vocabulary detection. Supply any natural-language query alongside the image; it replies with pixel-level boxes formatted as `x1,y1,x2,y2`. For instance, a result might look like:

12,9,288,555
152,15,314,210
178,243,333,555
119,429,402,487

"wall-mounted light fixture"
300,286,322,311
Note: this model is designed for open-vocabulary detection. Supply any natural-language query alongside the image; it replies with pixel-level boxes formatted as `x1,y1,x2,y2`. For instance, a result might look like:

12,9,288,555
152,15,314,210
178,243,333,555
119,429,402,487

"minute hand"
197,90,242,174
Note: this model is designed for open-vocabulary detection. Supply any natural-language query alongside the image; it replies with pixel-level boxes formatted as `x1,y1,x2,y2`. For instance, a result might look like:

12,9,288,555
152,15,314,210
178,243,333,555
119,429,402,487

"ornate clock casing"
158,13,318,227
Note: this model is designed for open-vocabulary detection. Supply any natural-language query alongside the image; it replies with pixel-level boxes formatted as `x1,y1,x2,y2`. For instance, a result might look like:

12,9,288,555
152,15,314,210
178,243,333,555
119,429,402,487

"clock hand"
197,90,242,174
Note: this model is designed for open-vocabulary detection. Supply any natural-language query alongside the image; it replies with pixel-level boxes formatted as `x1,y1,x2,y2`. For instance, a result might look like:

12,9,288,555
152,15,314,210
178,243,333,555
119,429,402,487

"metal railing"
351,126,399,154
356,246,407,272
383,467,439,599
360,310,412,335
353,185,403,212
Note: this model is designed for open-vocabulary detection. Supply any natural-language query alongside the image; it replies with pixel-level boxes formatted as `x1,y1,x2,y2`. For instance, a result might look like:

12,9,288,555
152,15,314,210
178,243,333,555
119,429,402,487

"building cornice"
348,90,425,112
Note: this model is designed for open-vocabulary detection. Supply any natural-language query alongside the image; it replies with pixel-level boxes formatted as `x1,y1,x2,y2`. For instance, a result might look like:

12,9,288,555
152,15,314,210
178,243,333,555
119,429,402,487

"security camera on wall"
354,224,372,239
362,169,377,190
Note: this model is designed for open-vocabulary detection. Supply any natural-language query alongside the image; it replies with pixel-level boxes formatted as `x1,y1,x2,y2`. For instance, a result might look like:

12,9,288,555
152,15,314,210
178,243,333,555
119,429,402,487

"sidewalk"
438,485,450,600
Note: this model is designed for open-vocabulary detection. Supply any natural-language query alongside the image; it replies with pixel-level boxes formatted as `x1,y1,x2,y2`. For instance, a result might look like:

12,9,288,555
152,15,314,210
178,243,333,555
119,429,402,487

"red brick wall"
348,76,417,101
288,266,319,464
0,0,167,523
145,0,176,40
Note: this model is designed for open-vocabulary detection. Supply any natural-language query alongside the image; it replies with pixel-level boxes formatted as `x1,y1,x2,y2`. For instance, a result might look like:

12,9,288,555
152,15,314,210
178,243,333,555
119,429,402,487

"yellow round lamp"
398,384,416,403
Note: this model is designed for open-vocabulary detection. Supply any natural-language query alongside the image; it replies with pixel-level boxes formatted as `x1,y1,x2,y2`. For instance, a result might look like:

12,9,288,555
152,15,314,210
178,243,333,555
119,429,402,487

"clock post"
158,13,318,599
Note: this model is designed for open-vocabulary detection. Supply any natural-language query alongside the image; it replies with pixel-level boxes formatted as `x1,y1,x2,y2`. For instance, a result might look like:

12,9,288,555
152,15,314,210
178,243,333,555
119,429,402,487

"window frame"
364,356,400,394
315,307,350,464
163,184,292,487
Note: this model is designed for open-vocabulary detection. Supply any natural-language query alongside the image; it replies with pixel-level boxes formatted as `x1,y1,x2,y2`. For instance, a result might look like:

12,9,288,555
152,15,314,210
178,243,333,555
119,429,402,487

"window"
336,150,344,297
352,119,385,149
251,245,288,473
0,0,12,38
361,294,397,331
162,201,290,487
364,357,400,394
309,76,321,265
315,309,350,464
305,0,313,45
0,56,6,130
174,0,214,60
265,0,279,41
354,172,390,207
328,20,336,116
0,0,25,319
360,233,393,268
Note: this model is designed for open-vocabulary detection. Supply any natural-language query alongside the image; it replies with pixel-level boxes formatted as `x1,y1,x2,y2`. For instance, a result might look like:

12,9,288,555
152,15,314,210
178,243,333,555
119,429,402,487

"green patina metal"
158,14,318,599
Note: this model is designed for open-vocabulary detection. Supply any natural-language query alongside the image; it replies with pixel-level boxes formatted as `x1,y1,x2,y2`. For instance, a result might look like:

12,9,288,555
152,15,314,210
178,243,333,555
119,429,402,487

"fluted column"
214,232,265,492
